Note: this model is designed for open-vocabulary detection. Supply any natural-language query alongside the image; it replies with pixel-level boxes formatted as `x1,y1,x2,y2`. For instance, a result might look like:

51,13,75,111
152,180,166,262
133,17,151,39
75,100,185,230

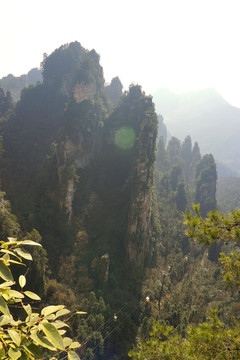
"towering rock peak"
104,85,158,265
55,84,158,264
1,45,158,291
42,42,104,100
105,77,123,105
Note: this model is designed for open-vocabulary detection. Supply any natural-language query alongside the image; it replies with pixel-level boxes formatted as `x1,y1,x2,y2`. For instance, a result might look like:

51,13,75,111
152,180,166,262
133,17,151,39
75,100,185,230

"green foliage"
155,134,204,213
129,310,240,359
63,98,106,135
139,132,239,360
0,192,20,241
175,182,188,211
184,205,240,246
0,88,13,118
41,42,85,87
76,292,111,359
184,205,240,289
41,42,104,97
0,237,82,359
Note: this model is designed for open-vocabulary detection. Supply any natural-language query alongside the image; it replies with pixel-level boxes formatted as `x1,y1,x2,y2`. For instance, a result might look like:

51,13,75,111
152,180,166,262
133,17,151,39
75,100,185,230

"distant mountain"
153,88,240,175
0,68,42,101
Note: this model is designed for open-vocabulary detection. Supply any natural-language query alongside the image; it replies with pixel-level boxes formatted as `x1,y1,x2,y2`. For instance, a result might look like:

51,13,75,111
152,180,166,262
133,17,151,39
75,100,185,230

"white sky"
1,0,240,106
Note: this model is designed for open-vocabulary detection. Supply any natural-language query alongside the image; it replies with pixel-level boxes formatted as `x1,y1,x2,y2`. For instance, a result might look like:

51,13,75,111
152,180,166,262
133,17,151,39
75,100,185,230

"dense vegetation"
0,41,239,359
129,206,240,359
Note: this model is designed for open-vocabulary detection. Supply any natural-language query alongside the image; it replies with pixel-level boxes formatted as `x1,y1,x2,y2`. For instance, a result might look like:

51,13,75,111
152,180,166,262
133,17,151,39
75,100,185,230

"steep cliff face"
73,82,97,103
56,86,157,267
56,131,100,222
0,43,158,280
195,154,217,217
126,100,157,265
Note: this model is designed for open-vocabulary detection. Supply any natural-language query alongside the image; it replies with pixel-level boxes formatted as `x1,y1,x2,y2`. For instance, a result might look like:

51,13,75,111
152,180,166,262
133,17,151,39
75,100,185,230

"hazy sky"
1,0,240,106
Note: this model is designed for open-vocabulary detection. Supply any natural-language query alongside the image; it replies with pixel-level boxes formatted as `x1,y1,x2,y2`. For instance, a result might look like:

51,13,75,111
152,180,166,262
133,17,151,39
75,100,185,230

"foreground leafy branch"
183,204,240,289
0,237,84,359
183,204,240,245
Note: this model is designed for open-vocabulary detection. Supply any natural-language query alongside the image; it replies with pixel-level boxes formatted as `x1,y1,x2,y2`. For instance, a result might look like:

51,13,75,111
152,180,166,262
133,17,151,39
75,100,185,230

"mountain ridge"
153,87,240,174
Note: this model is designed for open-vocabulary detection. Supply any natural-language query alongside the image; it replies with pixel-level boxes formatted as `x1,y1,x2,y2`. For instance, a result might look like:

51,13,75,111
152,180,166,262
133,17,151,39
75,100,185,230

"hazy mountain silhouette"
0,68,42,101
153,88,240,175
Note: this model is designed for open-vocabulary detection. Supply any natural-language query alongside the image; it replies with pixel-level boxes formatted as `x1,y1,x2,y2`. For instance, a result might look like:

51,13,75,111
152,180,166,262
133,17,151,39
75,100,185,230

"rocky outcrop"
65,178,75,223
125,96,158,266
57,132,98,222
195,154,217,217
126,188,152,265
74,82,97,103
63,135,97,169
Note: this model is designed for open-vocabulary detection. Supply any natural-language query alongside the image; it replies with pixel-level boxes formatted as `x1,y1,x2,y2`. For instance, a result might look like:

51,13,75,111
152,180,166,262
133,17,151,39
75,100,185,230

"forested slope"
0,42,239,359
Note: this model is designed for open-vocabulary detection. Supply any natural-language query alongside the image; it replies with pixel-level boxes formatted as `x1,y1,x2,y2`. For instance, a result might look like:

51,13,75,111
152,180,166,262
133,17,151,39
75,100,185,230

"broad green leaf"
19,275,26,288
26,314,39,327
23,342,41,358
2,292,10,301
7,237,17,242
69,341,81,349
2,253,9,262
0,296,10,316
59,329,66,335
10,318,20,326
8,347,21,360
30,331,56,351
0,280,15,288
0,260,13,281
5,239,20,245
45,313,56,320
8,329,21,347
52,320,68,328
14,248,32,261
20,240,42,247
41,322,64,350
1,249,21,260
0,348,5,357
0,315,12,326
63,337,72,348
68,350,80,360
56,308,70,318
24,291,41,300
8,260,25,266
22,303,32,317
8,290,24,299
41,305,64,317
